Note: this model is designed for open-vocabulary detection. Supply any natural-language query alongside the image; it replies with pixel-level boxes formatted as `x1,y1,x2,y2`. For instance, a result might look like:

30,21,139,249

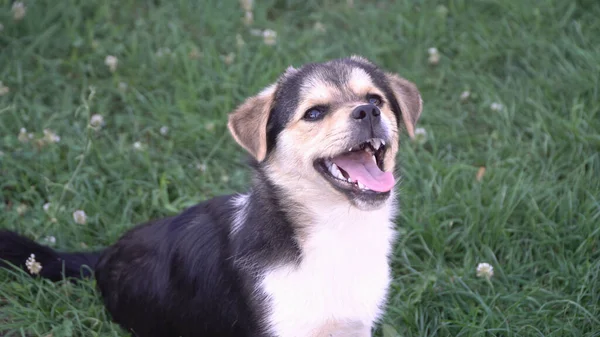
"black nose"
352,104,381,120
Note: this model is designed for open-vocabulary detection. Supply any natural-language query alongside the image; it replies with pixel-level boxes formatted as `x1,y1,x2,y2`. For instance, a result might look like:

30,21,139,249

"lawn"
1,0,599,336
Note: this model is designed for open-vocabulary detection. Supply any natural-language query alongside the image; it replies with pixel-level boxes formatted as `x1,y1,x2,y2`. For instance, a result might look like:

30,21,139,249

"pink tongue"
331,151,395,192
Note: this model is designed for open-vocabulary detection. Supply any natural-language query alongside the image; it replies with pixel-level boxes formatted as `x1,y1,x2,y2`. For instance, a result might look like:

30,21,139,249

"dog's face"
228,57,422,210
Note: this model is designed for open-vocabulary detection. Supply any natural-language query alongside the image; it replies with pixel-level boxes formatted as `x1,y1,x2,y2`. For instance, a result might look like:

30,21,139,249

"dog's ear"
385,74,423,139
227,84,276,162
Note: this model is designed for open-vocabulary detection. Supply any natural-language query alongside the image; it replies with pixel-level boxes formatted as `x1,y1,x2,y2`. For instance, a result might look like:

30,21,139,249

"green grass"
1,0,599,336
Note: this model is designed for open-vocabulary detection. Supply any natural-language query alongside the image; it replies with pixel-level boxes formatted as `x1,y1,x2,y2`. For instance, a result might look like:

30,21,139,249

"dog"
0,56,422,337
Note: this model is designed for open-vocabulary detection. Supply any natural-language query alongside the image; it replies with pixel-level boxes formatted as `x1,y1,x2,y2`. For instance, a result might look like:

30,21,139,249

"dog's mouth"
314,138,394,195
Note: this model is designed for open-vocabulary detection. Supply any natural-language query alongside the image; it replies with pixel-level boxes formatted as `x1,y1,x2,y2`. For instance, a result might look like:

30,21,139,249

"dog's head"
228,57,422,210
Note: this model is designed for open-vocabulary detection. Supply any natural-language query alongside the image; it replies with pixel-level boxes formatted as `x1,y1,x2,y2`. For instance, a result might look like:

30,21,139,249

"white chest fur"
259,202,397,337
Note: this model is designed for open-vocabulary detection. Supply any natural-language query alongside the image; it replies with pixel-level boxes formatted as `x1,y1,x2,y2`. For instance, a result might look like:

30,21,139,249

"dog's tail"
0,230,100,281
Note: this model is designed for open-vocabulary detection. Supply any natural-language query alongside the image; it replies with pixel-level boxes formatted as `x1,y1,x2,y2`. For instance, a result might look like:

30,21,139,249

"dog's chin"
313,137,394,211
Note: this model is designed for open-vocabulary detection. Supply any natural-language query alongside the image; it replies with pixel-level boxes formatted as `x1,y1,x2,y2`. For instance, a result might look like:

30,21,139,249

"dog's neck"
255,165,398,235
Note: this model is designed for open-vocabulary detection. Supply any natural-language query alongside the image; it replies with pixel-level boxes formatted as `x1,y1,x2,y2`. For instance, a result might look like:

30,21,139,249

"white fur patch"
260,197,397,337
230,193,250,236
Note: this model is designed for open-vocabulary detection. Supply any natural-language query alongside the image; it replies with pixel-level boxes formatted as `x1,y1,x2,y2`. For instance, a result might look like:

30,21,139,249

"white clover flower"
25,254,42,275
436,5,449,18
460,91,470,102
314,22,326,33
133,141,144,150
90,114,105,128
221,175,230,183
222,52,235,65
42,236,56,246
16,203,28,215
188,47,202,60
236,34,245,49
490,102,504,111
105,55,118,72
243,11,253,26
0,81,9,96
12,2,26,21
262,29,277,46
156,48,174,58
205,122,215,131
240,0,253,12
196,163,207,172
159,126,169,136
413,127,428,144
43,202,51,212
118,82,128,92
18,127,29,143
43,129,60,143
73,209,87,225
476,262,494,279
428,47,440,65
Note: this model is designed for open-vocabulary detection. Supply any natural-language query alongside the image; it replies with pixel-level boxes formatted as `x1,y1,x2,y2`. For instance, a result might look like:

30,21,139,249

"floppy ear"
227,84,276,162
385,74,423,139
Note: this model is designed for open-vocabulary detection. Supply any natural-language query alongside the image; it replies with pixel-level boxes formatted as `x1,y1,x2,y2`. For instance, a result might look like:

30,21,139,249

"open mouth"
314,138,395,196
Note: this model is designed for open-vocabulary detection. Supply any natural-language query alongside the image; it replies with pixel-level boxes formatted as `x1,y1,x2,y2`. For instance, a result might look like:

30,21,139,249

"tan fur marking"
227,85,276,162
385,73,423,139
298,77,341,118
347,68,375,96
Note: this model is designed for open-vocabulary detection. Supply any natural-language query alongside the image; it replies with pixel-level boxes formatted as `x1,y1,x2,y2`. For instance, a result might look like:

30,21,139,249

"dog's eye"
303,107,325,121
367,94,383,106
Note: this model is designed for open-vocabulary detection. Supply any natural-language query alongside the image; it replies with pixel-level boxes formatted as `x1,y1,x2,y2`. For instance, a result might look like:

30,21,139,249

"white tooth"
349,147,353,151
372,155,377,164
330,163,343,179
347,177,353,183
381,139,386,146
372,138,381,150
357,181,366,189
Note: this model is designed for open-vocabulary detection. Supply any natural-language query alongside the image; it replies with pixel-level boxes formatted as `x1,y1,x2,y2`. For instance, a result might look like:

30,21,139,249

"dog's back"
95,195,263,337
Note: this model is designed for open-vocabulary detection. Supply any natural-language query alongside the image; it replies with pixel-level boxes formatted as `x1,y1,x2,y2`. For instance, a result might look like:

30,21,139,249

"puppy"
0,56,422,337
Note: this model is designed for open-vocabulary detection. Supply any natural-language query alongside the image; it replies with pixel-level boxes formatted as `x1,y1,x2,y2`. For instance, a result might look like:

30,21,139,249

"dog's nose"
351,104,380,120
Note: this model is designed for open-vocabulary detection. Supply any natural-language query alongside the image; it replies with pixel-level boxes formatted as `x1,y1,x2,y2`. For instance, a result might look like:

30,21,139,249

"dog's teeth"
372,155,377,164
349,147,353,152
347,177,353,183
332,164,346,180
381,139,386,146
372,138,381,150
357,181,366,190
330,163,343,180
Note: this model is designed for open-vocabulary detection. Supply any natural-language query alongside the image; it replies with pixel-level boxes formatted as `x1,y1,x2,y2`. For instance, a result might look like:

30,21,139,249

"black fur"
94,194,263,336
0,177,300,336
0,230,98,281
